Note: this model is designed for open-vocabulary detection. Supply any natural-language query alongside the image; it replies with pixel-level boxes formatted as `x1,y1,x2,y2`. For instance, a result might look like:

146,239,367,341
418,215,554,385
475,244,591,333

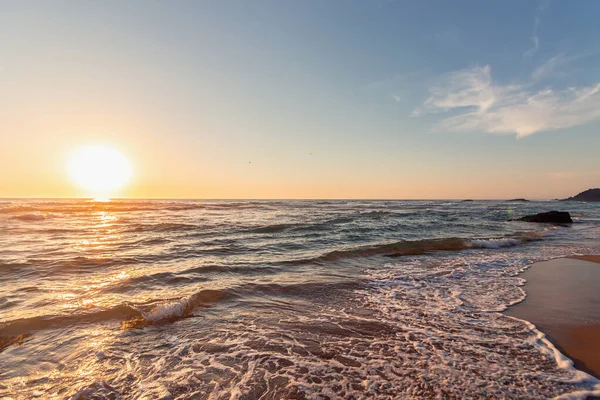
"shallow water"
1,199,599,399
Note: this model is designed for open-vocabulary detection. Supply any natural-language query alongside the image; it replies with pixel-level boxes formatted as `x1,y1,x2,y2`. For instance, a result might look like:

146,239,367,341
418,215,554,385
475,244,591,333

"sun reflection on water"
98,212,117,223
80,298,96,307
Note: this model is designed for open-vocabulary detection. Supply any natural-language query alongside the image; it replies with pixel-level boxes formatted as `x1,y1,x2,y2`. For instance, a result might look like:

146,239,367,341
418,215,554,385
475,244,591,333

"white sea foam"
470,237,524,248
359,247,600,398
55,246,598,399
515,317,597,383
141,297,192,322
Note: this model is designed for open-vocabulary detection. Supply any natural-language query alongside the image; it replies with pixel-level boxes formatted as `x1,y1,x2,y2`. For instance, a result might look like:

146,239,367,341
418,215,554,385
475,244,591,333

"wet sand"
506,256,600,378
571,255,600,264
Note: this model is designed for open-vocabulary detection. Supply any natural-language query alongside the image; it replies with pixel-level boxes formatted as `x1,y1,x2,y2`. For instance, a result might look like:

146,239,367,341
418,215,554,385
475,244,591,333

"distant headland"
562,188,600,202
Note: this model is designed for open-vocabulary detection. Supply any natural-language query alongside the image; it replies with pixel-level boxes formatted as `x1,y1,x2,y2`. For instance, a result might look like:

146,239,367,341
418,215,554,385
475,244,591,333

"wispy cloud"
524,16,541,57
418,65,600,138
532,53,572,81
524,2,547,57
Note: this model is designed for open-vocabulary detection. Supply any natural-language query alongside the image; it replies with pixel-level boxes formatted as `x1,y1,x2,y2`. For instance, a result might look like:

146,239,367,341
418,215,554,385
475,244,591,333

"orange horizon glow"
0,138,595,201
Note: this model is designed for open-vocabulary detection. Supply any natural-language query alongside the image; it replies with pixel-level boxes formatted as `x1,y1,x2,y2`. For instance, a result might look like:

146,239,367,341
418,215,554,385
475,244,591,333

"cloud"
532,53,572,81
525,1,548,57
524,35,539,57
392,94,402,103
524,16,541,57
418,65,600,138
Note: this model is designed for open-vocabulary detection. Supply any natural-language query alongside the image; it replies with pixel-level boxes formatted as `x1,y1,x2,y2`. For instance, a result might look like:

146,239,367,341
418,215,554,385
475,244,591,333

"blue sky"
1,1,599,198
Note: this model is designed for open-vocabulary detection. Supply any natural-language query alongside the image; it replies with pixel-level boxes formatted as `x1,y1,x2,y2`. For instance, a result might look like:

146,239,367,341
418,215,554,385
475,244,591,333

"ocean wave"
32,247,256,270
0,205,34,214
11,213,49,222
247,223,297,234
97,272,210,295
0,262,33,272
247,216,361,235
202,202,264,210
126,222,202,233
163,204,206,211
181,264,280,275
38,228,75,234
0,280,359,337
14,256,144,275
0,304,141,338
124,289,230,329
136,237,172,246
229,280,362,298
123,281,359,330
0,288,231,338
470,237,528,249
292,234,541,264
358,210,391,218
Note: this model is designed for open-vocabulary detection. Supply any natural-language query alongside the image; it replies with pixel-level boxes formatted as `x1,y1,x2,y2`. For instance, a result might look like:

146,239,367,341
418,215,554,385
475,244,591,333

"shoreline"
505,256,600,380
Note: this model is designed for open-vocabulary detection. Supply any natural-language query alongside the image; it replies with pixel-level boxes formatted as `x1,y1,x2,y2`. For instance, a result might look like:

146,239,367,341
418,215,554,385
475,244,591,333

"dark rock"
507,198,529,202
517,211,572,224
562,188,600,202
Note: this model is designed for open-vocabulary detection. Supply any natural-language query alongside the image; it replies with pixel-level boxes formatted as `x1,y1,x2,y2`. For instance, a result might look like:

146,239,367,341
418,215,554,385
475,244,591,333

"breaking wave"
0,289,231,339
0,280,359,338
294,233,542,264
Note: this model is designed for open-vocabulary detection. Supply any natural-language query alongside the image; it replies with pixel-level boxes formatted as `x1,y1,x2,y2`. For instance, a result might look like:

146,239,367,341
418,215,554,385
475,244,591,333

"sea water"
1,199,599,399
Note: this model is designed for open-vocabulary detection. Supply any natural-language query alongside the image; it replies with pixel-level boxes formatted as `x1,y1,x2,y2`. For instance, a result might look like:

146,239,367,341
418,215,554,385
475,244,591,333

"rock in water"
518,211,572,223
563,188,600,202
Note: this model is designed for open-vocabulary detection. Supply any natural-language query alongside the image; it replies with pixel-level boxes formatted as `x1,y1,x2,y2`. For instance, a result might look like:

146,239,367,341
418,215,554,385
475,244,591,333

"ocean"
1,199,599,399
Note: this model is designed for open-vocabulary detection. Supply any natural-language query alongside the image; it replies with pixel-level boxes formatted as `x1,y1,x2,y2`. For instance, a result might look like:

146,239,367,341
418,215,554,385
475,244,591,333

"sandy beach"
506,256,600,378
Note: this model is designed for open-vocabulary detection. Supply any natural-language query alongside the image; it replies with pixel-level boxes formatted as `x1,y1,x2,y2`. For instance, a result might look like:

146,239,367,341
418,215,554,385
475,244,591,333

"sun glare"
67,145,132,197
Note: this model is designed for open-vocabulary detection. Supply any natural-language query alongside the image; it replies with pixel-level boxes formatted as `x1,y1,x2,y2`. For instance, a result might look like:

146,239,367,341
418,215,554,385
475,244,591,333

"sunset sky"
1,1,599,199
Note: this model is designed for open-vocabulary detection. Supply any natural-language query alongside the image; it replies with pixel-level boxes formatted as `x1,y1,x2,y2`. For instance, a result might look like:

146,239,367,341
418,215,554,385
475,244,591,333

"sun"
67,145,132,197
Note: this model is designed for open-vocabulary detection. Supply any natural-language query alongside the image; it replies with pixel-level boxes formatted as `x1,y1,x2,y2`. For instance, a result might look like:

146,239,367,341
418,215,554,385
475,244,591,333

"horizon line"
0,196,564,201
